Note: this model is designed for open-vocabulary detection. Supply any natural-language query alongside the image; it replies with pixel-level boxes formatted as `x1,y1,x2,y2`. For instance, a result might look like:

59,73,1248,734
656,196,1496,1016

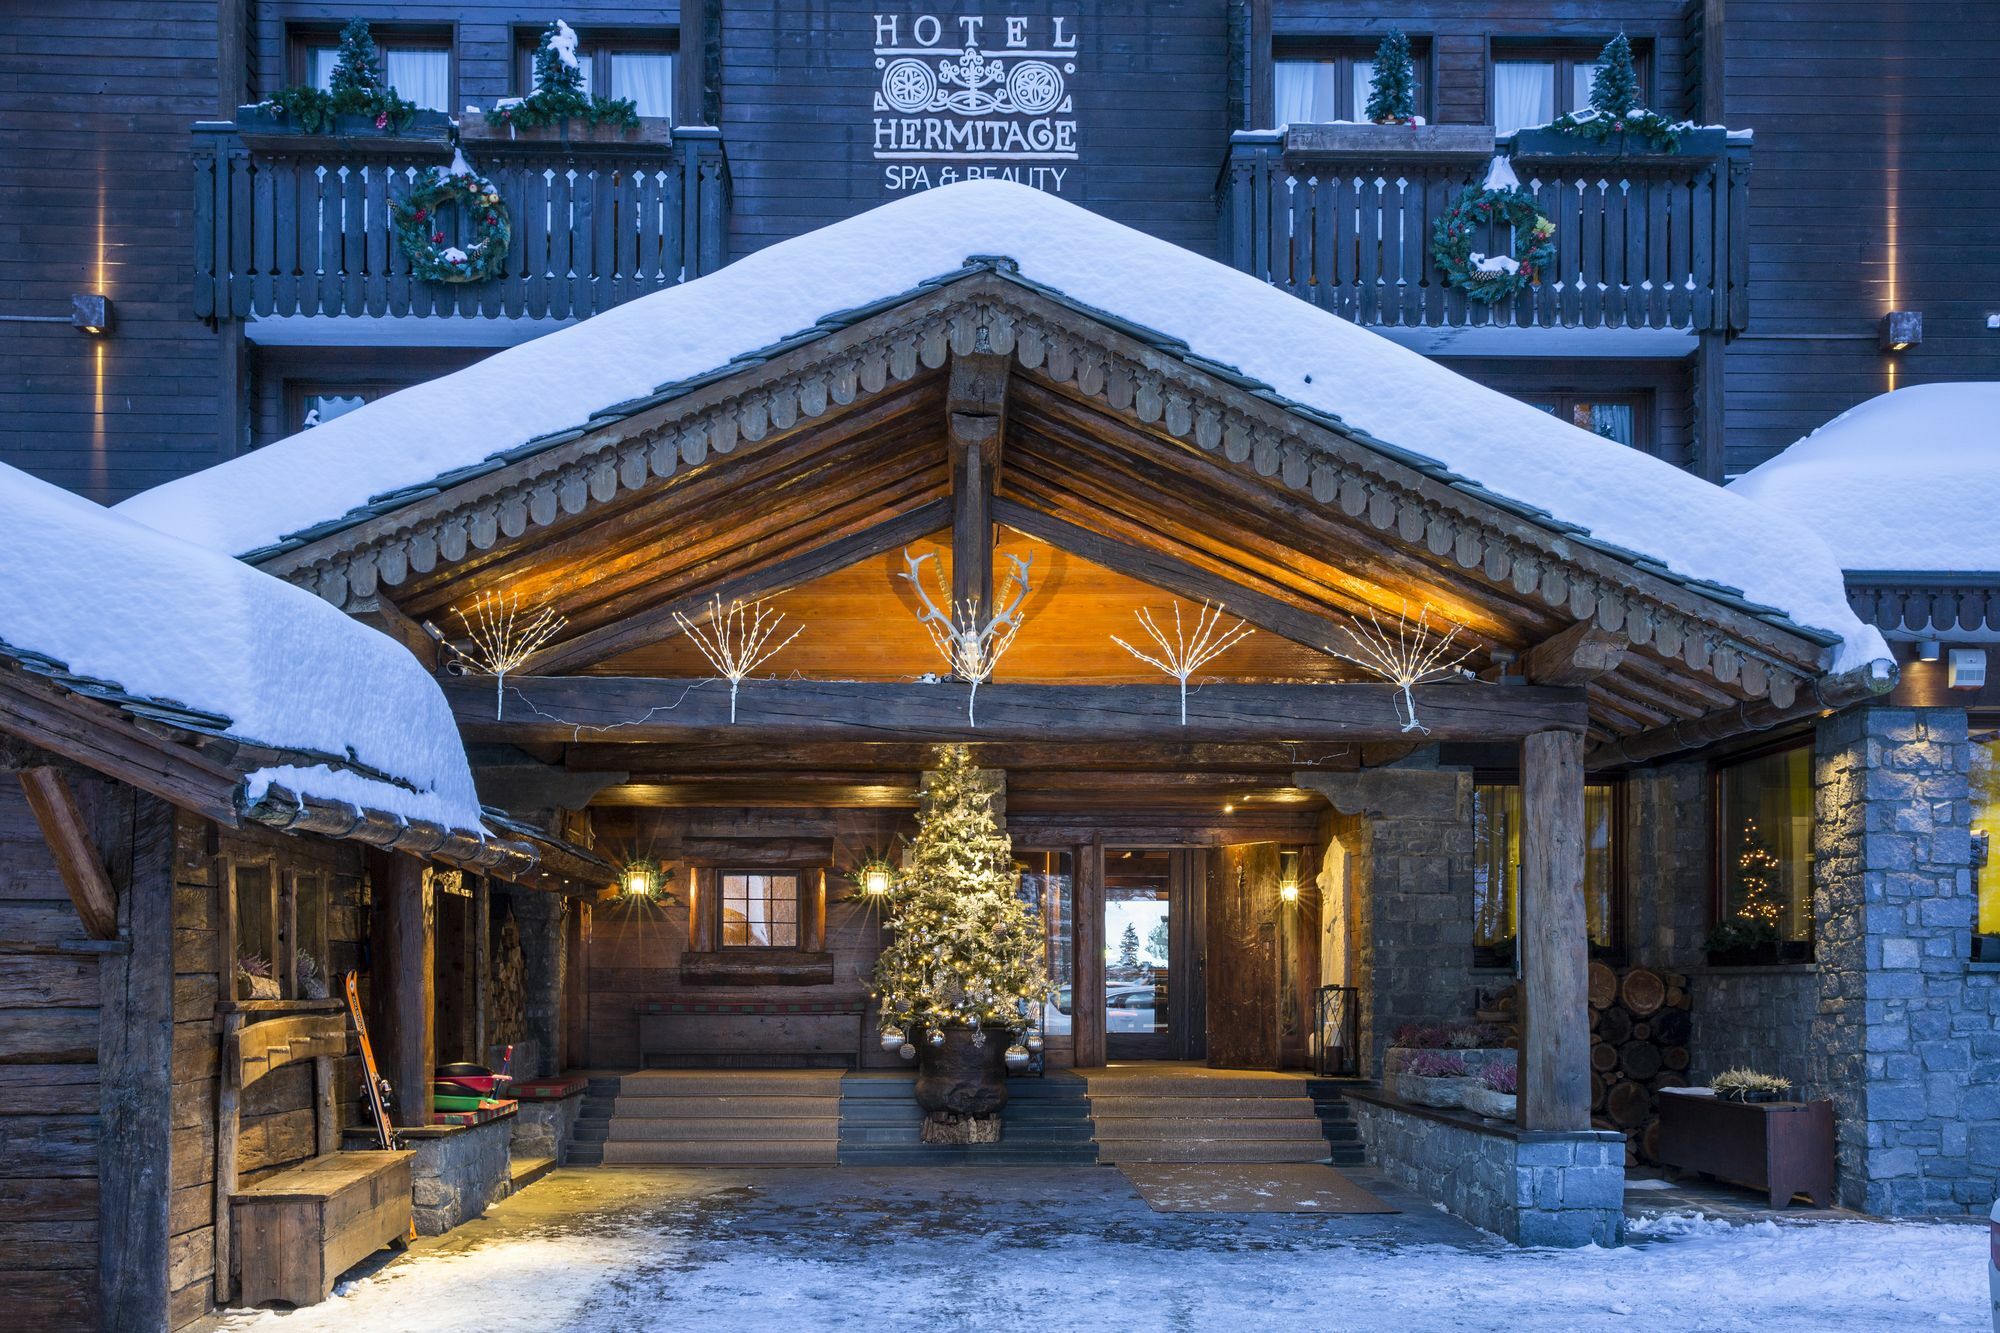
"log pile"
487,904,527,1051
1478,961,1691,1165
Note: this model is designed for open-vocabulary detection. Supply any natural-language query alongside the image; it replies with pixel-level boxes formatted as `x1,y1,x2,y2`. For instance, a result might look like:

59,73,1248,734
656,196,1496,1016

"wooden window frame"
1488,38,1654,125
1970,714,2000,961
687,866,827,956
1709,736,1816,964
285,23,458,109
1470,769,1628,968
283,379,406,436
1270,37,1434,125
512,26,679,114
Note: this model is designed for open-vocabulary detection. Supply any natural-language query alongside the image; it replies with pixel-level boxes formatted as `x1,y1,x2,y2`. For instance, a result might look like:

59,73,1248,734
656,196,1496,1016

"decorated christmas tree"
1365,29,1417,124
872,745,1050,1042
1587,34,1644,118
487,19,638,130
328,18,389,100
1732,817,1784,935
532,19,588,105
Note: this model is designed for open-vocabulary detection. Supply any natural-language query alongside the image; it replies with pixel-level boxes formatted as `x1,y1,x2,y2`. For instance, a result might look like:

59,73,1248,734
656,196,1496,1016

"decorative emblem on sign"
873,12,1080,195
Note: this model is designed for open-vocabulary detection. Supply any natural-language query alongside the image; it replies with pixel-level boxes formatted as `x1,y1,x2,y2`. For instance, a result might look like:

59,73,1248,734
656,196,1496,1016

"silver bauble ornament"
1004,1043,1031,1071
898,1042,916,1060
927,1030,945,1047
1025,1032,1045,1052
879,1027,906,1052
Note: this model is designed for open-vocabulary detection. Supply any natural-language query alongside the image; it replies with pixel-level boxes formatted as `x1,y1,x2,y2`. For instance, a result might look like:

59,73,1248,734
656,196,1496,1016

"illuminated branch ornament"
901,548,1034,727
1111,600,1255,725
448,590,567,720
671,595,803,723
1325,602,1476,734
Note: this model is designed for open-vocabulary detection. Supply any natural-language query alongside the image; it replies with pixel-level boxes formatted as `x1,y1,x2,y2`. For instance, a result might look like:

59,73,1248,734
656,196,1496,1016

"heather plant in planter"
1462,1060,1519,1120
1398,1050,1478,1109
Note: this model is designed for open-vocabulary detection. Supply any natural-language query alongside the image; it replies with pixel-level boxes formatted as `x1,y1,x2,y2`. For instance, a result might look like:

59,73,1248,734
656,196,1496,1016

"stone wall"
512,1092,584,1163
1350,1093,1625,1246
508,889,568,1080
1812,705,1992,1215
404,1115,517,1235
1298,763,1474,1076
1624,760,1709,972
1687,966,1816,1093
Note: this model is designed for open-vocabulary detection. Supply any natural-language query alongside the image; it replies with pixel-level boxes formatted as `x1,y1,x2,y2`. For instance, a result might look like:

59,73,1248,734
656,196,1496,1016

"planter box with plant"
478,20,641,145
240,19,447,142
1460,1062,1518,1121
1383,1022,1516,1105
1655,1073,1834,1208
1508,35,1720,159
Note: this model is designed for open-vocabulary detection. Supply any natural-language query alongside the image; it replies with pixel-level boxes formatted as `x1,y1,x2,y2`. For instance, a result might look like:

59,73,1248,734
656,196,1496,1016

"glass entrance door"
1103,849,1203,1060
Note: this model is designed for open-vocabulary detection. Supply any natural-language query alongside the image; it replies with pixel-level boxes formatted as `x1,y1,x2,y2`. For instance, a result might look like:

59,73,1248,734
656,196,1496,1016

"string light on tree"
445,590,567,720
1733,817,1785,934
901,547,1034,727
1110,599,1254,724
671,594,803,723
1324,602,1476,735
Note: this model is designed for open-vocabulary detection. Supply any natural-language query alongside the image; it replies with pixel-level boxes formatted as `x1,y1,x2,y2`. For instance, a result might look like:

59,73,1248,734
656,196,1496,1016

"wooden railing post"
1518,728,1590,1131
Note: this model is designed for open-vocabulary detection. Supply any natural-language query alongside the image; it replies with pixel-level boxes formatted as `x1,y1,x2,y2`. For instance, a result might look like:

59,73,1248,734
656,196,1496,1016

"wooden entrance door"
1205,842,1281,1069
1102,849,1205,1061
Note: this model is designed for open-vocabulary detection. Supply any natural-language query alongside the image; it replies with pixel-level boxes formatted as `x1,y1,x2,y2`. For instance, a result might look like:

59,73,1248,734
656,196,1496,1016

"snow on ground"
0,463,487,833
215,1173,1983,1332
116,180,1883,671
1728,382,2000,574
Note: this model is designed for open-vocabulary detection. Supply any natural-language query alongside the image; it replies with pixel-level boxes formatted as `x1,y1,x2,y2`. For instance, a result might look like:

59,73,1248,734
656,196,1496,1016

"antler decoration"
1111,600,1255,725
671,595,804,723
1324,602,1476,734
901,547,1034,726
447,590,568,720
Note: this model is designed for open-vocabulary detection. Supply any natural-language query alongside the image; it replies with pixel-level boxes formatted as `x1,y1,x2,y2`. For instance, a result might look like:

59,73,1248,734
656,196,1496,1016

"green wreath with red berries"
392,163,511,284
1431,184,1557,304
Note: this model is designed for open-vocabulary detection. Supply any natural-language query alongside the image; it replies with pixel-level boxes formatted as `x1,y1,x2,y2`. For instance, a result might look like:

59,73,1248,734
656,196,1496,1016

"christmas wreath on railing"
391,152,511,284
1431,177,1556,305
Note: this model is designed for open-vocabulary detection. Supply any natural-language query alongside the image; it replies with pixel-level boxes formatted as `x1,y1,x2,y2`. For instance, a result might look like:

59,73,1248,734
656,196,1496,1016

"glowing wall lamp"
620,858,661,900
71,293,113,335
1879,311,1922,351
858,858,896,898
1278,849,1302,906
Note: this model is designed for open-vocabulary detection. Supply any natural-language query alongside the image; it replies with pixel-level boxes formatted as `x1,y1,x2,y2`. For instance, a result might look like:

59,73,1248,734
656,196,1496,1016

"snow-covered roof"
1728,383,2000,574
0,462,490,836
116,180,1885,671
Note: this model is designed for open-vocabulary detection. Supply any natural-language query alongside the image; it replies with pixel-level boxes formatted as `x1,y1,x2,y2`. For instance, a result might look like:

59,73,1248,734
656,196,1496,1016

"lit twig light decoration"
1111,600,1255,725
901,548,1034,727
671,595,803,723
448,590,567,720
1325,602,1476,735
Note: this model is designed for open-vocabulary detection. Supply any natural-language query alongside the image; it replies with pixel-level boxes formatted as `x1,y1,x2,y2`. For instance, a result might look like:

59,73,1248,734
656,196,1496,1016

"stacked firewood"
1477,961,1692,1165
487,905,528,1050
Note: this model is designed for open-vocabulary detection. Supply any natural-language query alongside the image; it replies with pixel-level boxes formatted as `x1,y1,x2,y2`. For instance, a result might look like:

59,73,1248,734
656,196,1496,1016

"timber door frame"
1100,846,1206,1062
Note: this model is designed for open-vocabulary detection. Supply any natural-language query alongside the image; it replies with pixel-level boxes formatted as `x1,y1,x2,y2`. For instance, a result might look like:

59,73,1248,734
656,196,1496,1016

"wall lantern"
858,858,896,898
1278,850,1302,906
1917,639,1942,663
1948,648,1987,691
71,293,113,335
620,858,662,899
1879,311,1922,351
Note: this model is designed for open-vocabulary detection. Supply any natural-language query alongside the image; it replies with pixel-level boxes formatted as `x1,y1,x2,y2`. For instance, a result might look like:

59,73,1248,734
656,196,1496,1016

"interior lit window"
1972,728,2000,957
1714,745,1815,959
1472,780,1617,962
720,871,799,948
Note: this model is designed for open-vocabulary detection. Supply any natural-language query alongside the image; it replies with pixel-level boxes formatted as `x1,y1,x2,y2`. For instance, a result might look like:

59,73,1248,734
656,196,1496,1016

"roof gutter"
1584,657,1898,769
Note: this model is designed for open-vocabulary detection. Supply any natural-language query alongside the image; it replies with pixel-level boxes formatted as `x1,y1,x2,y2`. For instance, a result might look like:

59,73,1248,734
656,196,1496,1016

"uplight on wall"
620,858,661,899
71,293,112,335
1879,311,1922,351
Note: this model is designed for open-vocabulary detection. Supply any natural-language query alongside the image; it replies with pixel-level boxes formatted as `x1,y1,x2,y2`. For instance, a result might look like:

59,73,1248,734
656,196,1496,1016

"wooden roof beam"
16,766,119,940
448,676,1587,744
948,352,1009,616
1523,620,1629,686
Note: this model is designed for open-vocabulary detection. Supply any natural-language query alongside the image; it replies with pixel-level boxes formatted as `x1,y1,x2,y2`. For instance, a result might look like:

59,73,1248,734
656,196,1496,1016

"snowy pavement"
211,1166,1986,1332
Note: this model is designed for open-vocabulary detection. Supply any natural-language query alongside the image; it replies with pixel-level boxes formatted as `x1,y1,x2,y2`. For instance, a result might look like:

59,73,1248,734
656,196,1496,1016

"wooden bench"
215,1001,414,1307
637,999,869,1068
232,1151,414,1307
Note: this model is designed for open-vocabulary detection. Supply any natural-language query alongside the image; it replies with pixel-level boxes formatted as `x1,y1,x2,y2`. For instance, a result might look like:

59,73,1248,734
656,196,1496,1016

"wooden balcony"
1220,126,1749,335
191,121,728,324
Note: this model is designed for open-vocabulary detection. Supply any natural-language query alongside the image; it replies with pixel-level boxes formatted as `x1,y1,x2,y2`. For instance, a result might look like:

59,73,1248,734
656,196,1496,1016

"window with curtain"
1714,745,1815,956
1274,59,1340,124
719,871,800,948
1493,43,1650,132
1971,727,2000,957
1522,394,1648,452
1472,780,1617,959
300,35,451,110
1492,60,1555,134
1273,45,1426,126
520,32,678,120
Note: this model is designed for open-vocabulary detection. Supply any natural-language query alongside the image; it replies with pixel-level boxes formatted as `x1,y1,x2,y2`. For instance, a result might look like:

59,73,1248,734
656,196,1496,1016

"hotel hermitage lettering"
874,11,1080,193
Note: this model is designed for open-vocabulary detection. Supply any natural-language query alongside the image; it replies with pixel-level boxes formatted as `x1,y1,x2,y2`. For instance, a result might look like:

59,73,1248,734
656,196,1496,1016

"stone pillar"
1623,760,1709,972
1295,761,1474,1077
1812,704,1980,1214
510,888,567,1079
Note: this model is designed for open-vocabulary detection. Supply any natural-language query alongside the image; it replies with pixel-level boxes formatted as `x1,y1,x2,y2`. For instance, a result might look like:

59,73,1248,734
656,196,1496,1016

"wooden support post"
947,352,1008,616
562,898,591,1071
472,875,490,1061
16,766,119,939
214,1007,245,1302
1519,728,1591,1131
1073,836,1106,1068
376,855,435,1128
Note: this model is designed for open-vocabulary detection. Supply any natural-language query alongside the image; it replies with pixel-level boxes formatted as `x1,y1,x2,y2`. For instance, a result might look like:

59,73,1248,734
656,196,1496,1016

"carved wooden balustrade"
1220,126,1749,334
192,121,728,323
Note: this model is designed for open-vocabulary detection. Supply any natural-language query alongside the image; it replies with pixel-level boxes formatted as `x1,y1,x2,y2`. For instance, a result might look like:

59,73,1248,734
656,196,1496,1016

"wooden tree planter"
232,104,453,147
1654,1091,1835,1208
460,117,675,149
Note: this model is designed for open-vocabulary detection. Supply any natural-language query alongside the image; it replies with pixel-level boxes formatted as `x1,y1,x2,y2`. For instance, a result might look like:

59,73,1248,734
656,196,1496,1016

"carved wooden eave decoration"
0,647,610,888
244,262,1861,757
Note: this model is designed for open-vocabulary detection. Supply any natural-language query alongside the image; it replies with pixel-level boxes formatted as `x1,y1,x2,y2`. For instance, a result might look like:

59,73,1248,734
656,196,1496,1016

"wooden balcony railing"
1220,126,1748,334
192,122,728,323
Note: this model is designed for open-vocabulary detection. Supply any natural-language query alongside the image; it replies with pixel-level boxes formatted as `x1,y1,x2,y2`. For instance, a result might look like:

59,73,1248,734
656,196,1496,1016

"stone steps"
1090,1135,1332,1164
607,1116,840,1141
1082,1069,1332,1166
1305,1079,1369,1167
585,1069,844,1167
837,1073,1098,1166
599,1138,840,1166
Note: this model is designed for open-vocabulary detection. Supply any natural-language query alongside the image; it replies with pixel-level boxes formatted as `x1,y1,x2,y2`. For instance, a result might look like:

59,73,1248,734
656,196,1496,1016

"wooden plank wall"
165,812,368,1329
1714,0,2000,476
0,784,105,1322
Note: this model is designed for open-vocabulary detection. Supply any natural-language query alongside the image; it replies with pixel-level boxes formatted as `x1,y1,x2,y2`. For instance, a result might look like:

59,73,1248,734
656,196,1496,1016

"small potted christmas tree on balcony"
242,18,447,140
872,744,1049,1144
469,20,658,146
1513,34,1723,157
1283,29,1495,159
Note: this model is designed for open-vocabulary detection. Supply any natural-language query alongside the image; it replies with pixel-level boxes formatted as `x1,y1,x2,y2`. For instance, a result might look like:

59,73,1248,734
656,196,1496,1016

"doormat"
1118,1163,1398,1214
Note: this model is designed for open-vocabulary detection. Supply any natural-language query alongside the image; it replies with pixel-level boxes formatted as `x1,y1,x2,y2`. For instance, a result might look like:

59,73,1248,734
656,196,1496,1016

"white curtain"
305,394,366,429
383,49,450,110
307,46,339,91
611,51,675,120
1493,60,1554,134
1274,59,1339,125
1588,403,1636,446
1573,63,1603,113
1350,58,1377,121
